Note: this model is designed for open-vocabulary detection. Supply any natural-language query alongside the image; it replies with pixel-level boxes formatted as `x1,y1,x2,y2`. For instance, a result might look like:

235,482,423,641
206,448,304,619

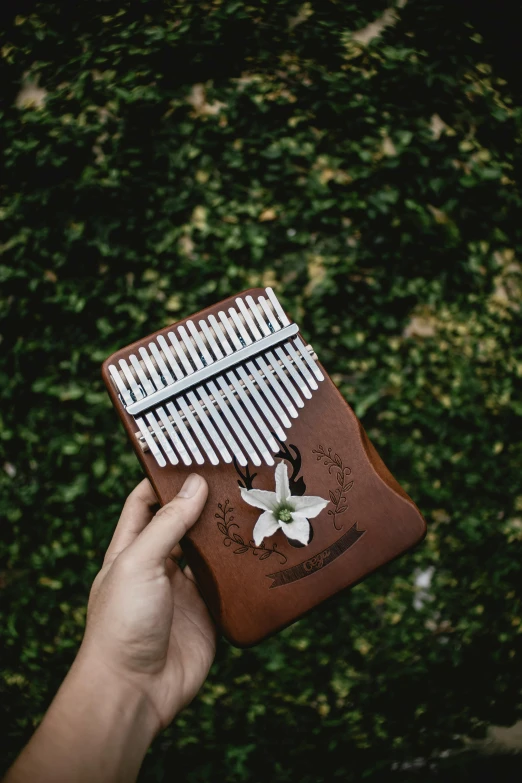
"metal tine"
136,417,167,467
245,355,295,423
219,310,242,350
266,352,305,409
293,336,324,381
166,401,205,465
149,342,174,385
255,297,305,409
196,384,248,466
215,375,275,465
209,314,233,355
266,287,290,327
178,325,204,370
157,335,183,381
229,371,279,457
257,296,279,332
227,306,253,344
177,326,231,462
206,379,259,466
109,365,133,406
200,320,262,466
198,319,222,360
139,347,164,390
187,321,247,465
130,354,155,396
119,358,144,400
187,320,215,367
163,332,220,465
168,329,195,375
187,324,249,465
284,341,318,390
244,295,272,337
216,307,286,451
210,317,275,464
274,345,312,399
257,296,314,396
241,297,299,419
230,304,292,430
156,406,193,466
234,364,286,441
187,390,232,463
177,396,219,465
145,411,178,465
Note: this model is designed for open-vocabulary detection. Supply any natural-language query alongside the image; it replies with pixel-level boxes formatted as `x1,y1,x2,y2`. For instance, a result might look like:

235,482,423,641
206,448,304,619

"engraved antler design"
233,457,258,490
233,440,306,496
274,440,306,496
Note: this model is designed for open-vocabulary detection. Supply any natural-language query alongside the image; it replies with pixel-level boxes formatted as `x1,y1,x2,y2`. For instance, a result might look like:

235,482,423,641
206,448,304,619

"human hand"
5,475,216,783
78,474,216,734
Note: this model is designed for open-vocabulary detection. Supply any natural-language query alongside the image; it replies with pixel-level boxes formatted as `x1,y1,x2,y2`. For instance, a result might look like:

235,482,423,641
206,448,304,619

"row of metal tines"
108,288,324,467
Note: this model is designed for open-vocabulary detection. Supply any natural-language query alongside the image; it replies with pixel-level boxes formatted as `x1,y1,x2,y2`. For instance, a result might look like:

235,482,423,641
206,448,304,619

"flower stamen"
276,506,294,524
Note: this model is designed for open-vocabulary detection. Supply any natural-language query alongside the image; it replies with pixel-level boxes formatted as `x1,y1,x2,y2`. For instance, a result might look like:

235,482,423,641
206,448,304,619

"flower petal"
253,511,280,546
291,494,329,518
240,487,278,512
280,516,311,545
275,461,291,503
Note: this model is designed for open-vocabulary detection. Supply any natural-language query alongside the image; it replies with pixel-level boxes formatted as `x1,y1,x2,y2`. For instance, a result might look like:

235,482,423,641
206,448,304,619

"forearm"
6,475,214,782
5,653,158,783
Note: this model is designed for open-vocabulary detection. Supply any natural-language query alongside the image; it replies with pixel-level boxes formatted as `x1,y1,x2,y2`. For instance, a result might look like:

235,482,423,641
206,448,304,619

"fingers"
129,474,208,566
104,479,159,564
183,565,197,584
169,544,183,562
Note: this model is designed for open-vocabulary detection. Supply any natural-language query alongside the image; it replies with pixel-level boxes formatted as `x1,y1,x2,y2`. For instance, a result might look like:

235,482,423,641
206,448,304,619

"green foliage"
1,1,522,779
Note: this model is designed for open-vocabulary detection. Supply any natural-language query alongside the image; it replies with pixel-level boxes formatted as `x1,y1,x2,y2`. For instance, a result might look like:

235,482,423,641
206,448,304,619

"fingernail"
177,473,202,499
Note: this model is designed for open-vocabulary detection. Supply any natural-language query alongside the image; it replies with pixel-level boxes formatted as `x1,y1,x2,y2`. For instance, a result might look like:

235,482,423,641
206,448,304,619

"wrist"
47,650,159,780
69,648,161,743
6,651,160,783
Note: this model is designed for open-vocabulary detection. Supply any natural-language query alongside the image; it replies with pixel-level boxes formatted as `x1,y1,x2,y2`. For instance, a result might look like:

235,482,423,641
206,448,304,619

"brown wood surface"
102,288,426,647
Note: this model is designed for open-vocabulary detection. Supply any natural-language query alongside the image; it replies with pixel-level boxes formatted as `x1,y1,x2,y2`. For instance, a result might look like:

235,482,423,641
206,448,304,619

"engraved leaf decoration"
336,505,348,514
343,482,354,492
216,496,288,565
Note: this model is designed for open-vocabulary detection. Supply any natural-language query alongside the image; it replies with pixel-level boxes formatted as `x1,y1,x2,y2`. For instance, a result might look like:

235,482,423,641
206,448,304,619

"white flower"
240,462,329,547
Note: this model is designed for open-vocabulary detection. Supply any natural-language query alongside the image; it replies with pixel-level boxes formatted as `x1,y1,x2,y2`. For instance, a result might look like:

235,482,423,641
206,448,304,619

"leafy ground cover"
1,2,522,779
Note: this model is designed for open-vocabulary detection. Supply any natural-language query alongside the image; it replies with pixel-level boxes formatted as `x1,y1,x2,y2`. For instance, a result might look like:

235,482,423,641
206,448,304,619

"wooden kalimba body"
102,288,426,647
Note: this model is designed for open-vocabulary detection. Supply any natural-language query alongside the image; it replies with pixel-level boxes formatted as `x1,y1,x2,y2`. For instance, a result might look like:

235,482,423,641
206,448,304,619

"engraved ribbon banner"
266,522,365,589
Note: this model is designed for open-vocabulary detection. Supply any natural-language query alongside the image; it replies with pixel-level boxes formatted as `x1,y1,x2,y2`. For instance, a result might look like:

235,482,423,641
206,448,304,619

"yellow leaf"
259,208,277,222
165,295,182,312
191,205,207,230
15,74,47,110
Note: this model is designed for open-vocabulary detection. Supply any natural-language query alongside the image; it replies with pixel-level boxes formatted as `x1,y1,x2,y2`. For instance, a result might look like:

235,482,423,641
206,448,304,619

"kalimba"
102,288,425,646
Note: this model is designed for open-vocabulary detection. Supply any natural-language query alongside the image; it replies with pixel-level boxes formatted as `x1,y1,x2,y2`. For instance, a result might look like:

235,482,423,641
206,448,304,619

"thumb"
129,474,208,565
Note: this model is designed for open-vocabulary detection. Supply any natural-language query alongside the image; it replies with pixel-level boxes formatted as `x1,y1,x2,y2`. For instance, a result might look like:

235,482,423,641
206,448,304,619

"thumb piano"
102,288,426,646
